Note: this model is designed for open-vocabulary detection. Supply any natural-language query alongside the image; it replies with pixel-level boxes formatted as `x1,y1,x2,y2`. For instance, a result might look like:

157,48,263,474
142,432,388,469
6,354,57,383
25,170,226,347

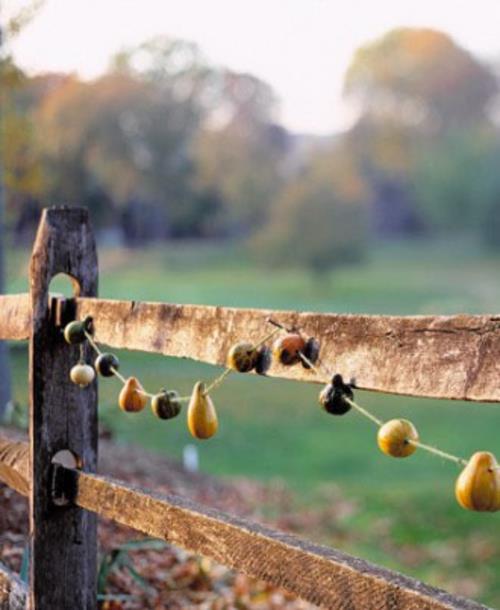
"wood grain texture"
29,207,98,610
3,293,500,401
71,468,489,610
73,297,500,402
0,295,30,341
0,563,27,610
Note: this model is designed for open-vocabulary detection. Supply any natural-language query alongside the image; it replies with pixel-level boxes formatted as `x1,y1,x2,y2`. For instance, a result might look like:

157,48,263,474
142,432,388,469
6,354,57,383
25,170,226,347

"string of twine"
84,330,155,398
267,320,469,469
83,320,475,469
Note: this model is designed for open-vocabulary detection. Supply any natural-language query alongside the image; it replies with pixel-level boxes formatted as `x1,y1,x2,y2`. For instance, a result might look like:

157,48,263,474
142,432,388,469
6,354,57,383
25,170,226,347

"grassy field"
6,237,500,606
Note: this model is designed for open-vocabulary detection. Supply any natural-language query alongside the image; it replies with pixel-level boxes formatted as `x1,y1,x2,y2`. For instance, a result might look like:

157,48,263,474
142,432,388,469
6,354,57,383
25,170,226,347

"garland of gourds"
63,315,500,514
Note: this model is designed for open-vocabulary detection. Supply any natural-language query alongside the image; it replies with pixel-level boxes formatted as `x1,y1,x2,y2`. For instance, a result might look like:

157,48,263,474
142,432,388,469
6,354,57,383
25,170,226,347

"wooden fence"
0,206,496,609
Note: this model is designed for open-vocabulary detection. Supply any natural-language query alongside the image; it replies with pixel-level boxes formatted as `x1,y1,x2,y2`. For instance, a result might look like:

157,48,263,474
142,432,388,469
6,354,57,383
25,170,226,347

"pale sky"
5,0,500,134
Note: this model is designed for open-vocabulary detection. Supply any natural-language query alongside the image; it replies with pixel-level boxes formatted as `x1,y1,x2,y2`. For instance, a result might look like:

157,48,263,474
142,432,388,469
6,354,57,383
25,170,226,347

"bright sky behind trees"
4,0,500,134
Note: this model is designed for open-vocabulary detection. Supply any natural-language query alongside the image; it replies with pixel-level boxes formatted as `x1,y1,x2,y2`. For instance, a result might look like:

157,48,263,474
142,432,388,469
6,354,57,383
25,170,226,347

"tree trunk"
0,23,13,420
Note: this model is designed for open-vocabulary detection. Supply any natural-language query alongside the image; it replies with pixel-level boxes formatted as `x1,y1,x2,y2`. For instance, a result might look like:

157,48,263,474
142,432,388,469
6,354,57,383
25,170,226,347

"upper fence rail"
0,292,499,402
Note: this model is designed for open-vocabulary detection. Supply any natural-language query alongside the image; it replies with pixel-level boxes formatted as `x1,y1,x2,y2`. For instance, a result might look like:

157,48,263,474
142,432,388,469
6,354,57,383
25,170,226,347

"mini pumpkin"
227,342,258,373
377,419,418,458
151,389,182,420
95,353,120,377
70,363,95,387
118,377,148,413
272,333,306,366
455,451,500,512
187,381,218,439
319,374,353,415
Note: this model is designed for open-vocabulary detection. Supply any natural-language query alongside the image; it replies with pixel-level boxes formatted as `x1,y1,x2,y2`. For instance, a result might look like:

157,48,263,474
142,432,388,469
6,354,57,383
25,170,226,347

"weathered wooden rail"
2,294,500,402
0,206,496,609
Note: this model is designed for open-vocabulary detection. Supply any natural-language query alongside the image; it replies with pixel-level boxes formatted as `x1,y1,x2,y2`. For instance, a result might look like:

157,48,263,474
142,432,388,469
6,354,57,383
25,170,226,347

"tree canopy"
344,28,498,132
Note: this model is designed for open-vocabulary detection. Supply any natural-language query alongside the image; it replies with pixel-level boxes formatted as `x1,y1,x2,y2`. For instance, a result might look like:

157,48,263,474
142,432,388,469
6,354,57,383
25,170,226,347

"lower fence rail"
0,435,491,610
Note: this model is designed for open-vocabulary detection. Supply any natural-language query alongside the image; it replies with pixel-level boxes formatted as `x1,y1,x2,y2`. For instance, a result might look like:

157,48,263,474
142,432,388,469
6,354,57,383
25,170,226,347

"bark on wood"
29,207,98,610
71,468,489,610
0,563,27,610
73,297,500,402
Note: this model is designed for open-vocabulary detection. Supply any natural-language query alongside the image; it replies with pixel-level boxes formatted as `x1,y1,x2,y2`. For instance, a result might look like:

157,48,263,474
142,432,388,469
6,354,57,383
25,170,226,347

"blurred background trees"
2,25,500,265
343,28,500,242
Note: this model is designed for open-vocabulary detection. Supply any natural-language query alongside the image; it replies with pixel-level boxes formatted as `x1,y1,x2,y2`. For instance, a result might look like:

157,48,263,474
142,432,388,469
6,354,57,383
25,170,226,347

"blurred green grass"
6,237,500,606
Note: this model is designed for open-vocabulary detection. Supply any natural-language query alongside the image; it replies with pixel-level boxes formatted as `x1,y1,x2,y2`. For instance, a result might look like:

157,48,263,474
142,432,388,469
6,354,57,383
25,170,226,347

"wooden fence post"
29,207,98,609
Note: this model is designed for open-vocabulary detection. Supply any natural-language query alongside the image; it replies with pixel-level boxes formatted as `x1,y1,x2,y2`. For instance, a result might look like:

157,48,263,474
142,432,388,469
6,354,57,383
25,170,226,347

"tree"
0,0,46,418
343,28,499,238
0,23,10,419
36,37,221,239
192,71,288,236
413,129,500,243
345,28,497,133
253,145,369,274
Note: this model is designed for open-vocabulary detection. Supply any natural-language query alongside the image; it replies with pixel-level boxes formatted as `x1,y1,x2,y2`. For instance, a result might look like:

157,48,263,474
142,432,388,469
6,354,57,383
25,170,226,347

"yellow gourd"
377,419,418,458
227,342,258,373
118,377,148,413
187,381,218,439
455,451,500,512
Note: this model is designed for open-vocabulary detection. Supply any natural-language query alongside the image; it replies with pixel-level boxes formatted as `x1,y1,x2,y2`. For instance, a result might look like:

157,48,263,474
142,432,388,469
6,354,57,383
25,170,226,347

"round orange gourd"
455,451,500,512
377,419,418,458
187,381,218,439
272,333,306,366
118,377,148,413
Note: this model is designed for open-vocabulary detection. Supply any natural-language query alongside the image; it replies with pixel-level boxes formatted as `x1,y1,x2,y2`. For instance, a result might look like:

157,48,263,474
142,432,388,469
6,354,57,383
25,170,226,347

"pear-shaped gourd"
455,451,500,512
118,377,148,413
187,381,218,439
